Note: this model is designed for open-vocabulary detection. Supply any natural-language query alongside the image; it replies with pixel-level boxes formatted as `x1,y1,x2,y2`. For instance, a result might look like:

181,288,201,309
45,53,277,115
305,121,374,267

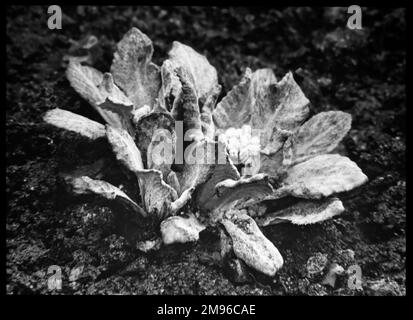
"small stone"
136,238,162,252
306,252,328,278
69,265,84,282
160,214,205,245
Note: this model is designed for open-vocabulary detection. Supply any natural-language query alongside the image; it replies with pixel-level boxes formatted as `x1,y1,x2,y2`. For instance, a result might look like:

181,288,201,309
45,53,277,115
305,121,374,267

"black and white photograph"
6,5,406,301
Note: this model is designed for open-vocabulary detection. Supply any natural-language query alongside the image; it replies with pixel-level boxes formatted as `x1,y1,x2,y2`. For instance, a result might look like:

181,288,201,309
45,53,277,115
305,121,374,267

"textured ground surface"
6,6,406,295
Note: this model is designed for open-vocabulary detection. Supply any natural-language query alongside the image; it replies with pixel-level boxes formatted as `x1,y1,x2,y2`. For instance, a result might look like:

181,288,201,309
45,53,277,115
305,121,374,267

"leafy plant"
44,27,367,277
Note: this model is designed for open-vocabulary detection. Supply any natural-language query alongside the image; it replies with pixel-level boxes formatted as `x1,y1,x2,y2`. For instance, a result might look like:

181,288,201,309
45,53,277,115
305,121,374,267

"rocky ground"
6,6,406,295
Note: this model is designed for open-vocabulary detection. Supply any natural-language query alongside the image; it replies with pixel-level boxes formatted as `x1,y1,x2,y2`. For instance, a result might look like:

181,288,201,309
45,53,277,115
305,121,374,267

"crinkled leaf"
212,68,277,131
213,174,274,212
283,111,352,166
110,27,161,109
194,142,241,212
213,69,308,155
137,170,178,220
271,154,368,199
213,68,253,130
106,126,177,218
106,126,144,172
261,72,310,154
97,73,135,134
172,141,229,213
257,197,345,226
43,108,106,140
248,68,278,127
170,67,203,141
66,61,127,129
176,140,217,194
168,41,219,108
159,59,182,111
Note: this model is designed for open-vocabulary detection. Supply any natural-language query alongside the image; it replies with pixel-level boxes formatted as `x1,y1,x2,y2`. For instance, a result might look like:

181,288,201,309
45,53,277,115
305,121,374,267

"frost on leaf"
213,69,309,156
170,67,204,141
272,154,368,199
97,73,135,135
257,197,345,226
213,174,274,213
283,111,352,166
248,69,278,128
168,41,220,108
110,27,161,109
213,68,253,130
43,108,106,140
66,61,129,129
260,72,310,155
106,126,144,172
106,126,177,219
221,209,283,276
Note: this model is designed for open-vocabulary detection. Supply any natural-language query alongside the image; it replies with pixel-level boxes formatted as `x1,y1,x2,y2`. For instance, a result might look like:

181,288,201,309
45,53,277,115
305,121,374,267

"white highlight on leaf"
110,27,161,109
66,61,131,129
283,111,352,166
43,108,106,140
168,41,219,107
257,197,345,226
105,126,177,218
275,154,368,199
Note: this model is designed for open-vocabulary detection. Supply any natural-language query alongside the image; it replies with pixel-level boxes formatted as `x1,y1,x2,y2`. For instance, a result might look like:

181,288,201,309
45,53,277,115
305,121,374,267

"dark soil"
6,6,406,295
